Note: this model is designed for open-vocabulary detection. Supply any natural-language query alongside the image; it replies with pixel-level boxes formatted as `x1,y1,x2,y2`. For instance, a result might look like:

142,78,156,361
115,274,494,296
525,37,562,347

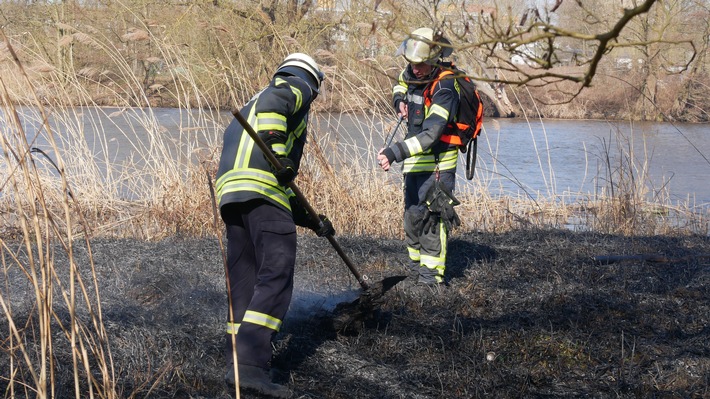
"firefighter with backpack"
378,27,481,289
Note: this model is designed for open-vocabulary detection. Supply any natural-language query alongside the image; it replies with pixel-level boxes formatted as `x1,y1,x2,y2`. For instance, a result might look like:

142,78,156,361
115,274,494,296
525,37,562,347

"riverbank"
2,229,708,398
1,1,708,124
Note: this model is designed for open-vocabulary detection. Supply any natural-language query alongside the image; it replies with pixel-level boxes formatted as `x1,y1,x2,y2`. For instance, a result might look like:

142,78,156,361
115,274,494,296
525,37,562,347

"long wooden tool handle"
231,109,370,290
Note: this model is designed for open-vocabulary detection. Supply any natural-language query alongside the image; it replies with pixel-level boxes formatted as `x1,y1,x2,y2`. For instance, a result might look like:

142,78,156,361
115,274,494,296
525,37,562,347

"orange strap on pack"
424,70,464,146
440,131,463,145
423,70,453,108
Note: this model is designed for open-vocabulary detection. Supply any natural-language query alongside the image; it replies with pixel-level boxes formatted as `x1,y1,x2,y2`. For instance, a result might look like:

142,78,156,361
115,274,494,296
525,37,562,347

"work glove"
273,156,297,186
422,212,440,235
405,205,429,234
441,205,461,232
256,130,297,185
424,181,461,233
309,214,335,237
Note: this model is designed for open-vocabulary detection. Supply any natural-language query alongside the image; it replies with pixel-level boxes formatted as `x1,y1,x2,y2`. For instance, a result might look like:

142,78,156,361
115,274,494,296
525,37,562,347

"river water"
5,106,710,214
317,113,710,212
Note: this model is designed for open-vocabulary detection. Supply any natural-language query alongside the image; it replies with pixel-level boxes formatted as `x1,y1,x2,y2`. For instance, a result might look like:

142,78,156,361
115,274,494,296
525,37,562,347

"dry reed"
1,5,708,398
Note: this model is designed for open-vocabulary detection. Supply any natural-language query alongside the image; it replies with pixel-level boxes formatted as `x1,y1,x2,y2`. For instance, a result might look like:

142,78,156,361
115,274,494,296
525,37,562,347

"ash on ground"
2,230,708,398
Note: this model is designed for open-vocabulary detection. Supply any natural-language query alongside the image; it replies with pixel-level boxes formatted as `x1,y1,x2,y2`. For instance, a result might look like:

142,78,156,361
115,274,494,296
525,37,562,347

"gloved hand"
257,129,296,185
273,156,297,186
310,214,335,237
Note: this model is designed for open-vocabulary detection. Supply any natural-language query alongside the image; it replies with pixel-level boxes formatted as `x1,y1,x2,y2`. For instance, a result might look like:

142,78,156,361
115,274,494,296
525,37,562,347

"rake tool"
231,109,405,311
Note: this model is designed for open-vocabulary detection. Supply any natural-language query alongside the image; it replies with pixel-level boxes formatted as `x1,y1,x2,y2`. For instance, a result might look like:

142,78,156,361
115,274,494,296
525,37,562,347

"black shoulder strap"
465,137,478,180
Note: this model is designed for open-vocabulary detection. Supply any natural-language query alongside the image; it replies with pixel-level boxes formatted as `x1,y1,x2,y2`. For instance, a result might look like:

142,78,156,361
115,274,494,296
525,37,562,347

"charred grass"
2,229,708,398
2,5,709,397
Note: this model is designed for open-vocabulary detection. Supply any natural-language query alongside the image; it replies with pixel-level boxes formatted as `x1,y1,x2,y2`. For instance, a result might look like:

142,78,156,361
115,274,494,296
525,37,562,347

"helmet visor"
395,36,441,65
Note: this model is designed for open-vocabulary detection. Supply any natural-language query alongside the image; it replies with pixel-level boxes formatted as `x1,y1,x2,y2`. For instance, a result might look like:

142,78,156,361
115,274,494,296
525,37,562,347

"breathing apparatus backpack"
425,66,484,180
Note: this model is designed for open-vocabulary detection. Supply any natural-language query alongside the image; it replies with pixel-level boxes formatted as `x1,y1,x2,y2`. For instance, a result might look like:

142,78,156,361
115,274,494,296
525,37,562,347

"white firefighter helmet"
395,28,453,64
275,52,325,93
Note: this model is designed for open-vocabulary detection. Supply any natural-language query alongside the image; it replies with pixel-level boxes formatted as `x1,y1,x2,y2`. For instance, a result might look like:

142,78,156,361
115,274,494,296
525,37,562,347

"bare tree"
477,1,693,96
670,0,710,121
1,0,705,119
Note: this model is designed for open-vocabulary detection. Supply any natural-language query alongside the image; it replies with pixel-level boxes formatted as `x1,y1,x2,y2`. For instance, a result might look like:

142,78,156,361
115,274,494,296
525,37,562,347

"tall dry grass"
1,5,706,239
1,34,117,398
1,5,709,398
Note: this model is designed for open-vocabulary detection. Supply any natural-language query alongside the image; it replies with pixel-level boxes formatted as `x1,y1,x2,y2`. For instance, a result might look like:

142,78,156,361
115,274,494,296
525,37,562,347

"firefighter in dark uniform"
216,53,333,398
377,28,461,288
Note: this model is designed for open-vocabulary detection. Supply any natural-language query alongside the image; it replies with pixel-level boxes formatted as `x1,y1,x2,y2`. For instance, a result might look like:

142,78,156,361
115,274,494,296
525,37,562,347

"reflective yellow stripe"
235,133,252,169
408,93,424,105
216,168,291,209
440,223,448,260
292,86,303,111
407,246,420,261
218,182,290,209
421,222,447,283
393,71,408,95
235,107,258,169
276,76,303,110
243,310,282,332
403,150,458,173
403,137,423,155
437,155,458,170
256,112,287,132
421,255,445,269
226,322,240,335
421,253,445,282
272,143,287,155
216,168,276,188
280,119,306,156
427,103,449,120
293,119,306,139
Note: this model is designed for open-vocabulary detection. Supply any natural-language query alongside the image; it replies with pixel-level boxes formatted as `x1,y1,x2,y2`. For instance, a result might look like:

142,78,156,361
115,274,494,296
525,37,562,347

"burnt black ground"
1,229,709,398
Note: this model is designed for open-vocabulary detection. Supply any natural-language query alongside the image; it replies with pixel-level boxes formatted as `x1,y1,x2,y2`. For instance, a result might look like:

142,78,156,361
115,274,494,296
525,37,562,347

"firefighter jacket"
216,74,315,218
389,62,460,174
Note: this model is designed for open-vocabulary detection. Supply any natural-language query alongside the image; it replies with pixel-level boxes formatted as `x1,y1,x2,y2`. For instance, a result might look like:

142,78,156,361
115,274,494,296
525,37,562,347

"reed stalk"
0,8,708,397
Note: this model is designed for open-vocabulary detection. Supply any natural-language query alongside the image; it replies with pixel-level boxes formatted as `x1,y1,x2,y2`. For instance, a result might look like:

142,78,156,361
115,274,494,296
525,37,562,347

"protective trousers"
403,171,455,285
221,199,297,370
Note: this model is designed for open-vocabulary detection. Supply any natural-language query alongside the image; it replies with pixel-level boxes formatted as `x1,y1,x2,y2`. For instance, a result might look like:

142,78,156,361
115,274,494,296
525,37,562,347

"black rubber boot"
225,364,290,398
